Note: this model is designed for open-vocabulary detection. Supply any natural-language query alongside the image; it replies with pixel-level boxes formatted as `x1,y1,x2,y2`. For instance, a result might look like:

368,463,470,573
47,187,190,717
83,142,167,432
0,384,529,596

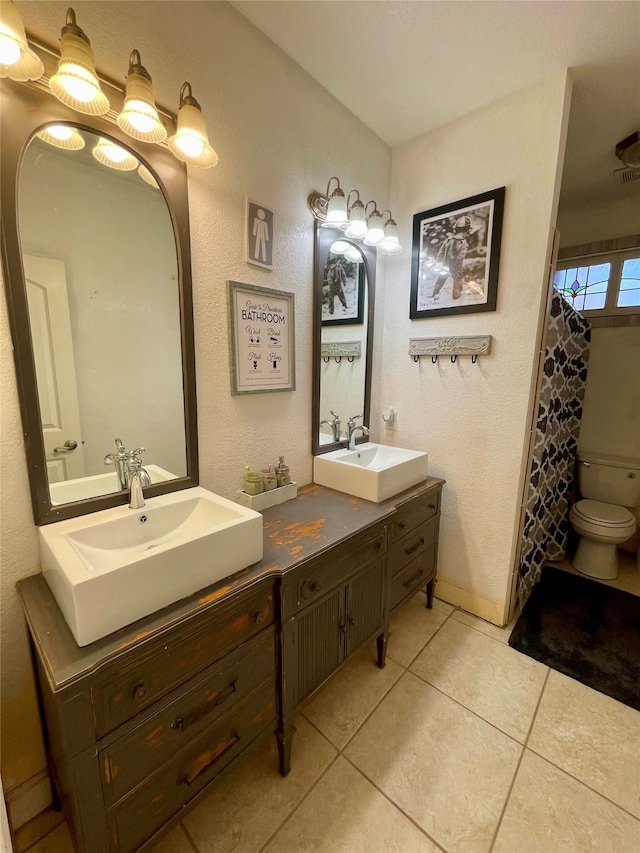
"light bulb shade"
0,0,43,80
117,54,166,143
37,124,85,150
168,98,218,169
326,188,347,224
92,138,138,171
345,201,368,239
364,211,385,245
329,240,350,255
344,247,363,263
50,30,109,115
138,164,160,188
378,219,402,255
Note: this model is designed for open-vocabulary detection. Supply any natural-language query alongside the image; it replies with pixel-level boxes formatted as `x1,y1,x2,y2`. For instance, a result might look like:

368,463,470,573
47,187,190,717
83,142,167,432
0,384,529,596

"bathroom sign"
245,198,274,270
228,281,296,394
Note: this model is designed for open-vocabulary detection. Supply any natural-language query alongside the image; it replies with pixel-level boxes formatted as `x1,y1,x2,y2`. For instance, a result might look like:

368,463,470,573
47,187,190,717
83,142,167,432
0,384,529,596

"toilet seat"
571,499,634,527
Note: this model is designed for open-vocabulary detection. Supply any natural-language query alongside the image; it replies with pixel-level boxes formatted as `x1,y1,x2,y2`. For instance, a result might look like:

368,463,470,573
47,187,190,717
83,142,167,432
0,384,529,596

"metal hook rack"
409,335,492,364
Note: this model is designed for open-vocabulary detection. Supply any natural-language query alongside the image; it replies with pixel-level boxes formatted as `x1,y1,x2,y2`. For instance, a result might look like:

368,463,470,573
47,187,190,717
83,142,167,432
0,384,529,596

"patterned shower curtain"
516,292,591,608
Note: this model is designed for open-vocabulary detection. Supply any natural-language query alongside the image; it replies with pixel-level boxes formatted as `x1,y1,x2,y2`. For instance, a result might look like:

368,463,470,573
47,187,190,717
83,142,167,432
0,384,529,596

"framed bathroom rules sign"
228,281,296,394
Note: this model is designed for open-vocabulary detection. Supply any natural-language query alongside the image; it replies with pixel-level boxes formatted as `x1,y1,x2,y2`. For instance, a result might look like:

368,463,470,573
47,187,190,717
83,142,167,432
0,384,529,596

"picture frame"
321,256,365,326
228,281,295,394
410,186,505,319
245,198,274,270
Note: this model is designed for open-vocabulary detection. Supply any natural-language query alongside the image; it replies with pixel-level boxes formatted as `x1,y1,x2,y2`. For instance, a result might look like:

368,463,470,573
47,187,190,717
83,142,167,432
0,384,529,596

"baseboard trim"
436,577,507,626
5,770,51,832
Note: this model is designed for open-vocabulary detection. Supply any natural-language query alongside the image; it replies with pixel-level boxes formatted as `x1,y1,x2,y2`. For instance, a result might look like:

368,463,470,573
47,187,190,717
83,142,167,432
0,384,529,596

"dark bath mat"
509,565,640,711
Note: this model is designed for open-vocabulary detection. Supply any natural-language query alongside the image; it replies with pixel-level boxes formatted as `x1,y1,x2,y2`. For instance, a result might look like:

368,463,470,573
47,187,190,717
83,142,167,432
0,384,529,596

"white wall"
1,0,390,813
579,326,640,461
557,194,640,248
19,142,186,477
378,74,572,623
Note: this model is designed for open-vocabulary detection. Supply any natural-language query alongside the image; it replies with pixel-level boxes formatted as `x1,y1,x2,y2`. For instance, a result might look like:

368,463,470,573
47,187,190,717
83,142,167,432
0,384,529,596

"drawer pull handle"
309,580,321,593
404,537,425,557
253,611,265,625
179,732,240,787
132,682,148,703
403,569,424,589
397,522,406,531
375,541,383,551
428,503,436,510
172,680,238,734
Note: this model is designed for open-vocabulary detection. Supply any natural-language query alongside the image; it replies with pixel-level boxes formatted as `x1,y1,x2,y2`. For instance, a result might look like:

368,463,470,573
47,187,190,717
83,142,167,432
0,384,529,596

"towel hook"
413,355,420,363
451,355,457,364
335,356,342,364
431,355,438,364
347,355,355,363
322,355,329,363
471,354,478,364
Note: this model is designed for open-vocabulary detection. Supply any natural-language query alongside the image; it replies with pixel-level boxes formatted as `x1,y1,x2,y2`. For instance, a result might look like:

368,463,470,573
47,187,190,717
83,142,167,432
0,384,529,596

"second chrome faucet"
347,415,370,450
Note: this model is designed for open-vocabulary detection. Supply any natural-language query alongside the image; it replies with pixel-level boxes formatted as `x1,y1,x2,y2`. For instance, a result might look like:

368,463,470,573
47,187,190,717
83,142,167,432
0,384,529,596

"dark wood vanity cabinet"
18,478,443,851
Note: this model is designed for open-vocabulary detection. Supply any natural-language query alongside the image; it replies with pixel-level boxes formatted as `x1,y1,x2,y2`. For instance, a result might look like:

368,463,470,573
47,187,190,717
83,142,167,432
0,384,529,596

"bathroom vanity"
18,478,443,852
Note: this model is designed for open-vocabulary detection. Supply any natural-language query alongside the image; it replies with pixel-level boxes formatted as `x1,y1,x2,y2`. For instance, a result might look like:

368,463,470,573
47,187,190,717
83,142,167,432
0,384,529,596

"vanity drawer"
285,526,387,618
100,628,275,805
91,584,274,738
390,546,436,612
388,517,438,578
389,490,439,544
106,680,276,853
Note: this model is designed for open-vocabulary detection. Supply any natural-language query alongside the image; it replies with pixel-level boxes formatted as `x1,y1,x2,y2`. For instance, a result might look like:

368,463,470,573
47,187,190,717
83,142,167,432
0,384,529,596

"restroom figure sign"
246,198,274,270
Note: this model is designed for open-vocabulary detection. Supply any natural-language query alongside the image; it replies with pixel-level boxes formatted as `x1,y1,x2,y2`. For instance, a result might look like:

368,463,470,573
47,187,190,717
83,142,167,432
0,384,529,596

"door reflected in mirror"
18,125,186,504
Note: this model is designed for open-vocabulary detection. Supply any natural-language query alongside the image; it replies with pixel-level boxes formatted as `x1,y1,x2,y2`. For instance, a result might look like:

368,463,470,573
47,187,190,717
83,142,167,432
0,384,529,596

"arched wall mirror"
1,49,198,525
312,223,376,455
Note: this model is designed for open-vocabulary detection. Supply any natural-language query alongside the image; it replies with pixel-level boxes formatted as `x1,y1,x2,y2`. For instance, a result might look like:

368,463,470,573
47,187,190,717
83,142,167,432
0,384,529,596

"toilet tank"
577,452,640,507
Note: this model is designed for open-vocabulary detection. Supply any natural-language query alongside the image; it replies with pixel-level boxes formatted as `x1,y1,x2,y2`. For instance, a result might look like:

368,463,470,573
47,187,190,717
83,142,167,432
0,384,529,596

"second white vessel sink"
40,487,263,646
313,442,428,503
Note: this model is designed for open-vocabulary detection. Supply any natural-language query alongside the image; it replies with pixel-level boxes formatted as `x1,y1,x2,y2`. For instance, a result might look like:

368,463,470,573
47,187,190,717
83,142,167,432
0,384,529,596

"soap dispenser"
244,466,264,496
276,455,291,488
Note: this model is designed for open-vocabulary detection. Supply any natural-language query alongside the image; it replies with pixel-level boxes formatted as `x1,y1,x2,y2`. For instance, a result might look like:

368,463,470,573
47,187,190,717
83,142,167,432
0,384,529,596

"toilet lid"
573,499,635,527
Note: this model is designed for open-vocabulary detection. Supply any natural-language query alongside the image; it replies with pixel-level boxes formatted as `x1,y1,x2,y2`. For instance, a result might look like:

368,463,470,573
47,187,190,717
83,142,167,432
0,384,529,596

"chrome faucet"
126,448,151,509
347,415,370,450
319,410,342,443
104,438,129,490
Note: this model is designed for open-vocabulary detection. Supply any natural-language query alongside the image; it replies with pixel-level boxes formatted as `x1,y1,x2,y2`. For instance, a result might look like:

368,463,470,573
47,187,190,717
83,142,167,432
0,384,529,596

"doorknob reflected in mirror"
53,440,78,453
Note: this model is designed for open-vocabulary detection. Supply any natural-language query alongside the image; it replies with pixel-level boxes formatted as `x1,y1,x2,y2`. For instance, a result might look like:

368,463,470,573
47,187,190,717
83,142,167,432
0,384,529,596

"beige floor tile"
386,594,450,667
345,672,521,853
13,808,64,853
410,619,547,742
265,756,439,853
451,609,517,644
493,750,640,853
528,669,640,818
23,823,74,853
432,596,454,616
302,647,403,749
148,824,196,853
183,717,336,853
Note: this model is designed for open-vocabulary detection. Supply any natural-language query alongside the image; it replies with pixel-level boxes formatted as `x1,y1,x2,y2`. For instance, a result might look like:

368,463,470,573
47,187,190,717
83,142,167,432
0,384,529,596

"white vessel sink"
313,442,428,503
39,487,263,646
49,464,177,505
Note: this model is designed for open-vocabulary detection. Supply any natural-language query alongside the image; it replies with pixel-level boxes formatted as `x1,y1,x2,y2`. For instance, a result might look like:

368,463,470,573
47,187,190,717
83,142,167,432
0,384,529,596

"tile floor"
550,551,640,597
15,594,640,853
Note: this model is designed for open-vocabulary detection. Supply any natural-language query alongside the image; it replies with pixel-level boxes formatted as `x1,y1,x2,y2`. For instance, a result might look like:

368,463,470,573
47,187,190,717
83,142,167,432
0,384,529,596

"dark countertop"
17,479,444,691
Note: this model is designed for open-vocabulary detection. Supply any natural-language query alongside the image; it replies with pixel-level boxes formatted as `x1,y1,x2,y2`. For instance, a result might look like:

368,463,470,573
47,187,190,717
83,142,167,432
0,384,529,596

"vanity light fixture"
0,0,44,81
377,212,403,255
36,124,85,150
49,7,109,115
344,190,368,239
344,246,363,263
117,50,166,143
323,176,348,225
92,137,138,171
138,163,160,188
329,240,351,255
167,82,218,168
363,201,385,246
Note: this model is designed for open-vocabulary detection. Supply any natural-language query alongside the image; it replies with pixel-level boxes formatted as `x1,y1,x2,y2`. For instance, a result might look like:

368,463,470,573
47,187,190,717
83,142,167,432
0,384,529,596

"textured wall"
378,75,571,617
1,0,390,798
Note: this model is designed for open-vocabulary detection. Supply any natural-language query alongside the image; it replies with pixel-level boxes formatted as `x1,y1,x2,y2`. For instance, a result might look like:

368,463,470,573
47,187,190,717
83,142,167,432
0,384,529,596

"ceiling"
232,0,640,212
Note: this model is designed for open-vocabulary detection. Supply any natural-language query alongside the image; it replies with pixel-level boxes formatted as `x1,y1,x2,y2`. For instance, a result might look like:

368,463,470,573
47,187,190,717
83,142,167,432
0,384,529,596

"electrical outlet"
382,406,396,431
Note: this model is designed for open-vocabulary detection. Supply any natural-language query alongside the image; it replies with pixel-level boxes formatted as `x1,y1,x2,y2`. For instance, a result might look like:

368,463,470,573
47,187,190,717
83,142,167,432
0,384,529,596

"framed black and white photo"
228,281,295,394
321,255,365,326
245,198,274,270
410,187,505,319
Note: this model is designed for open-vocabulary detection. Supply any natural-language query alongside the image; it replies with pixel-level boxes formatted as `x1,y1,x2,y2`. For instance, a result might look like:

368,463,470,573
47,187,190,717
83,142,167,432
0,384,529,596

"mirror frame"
1,43,198,525
312,222,376,456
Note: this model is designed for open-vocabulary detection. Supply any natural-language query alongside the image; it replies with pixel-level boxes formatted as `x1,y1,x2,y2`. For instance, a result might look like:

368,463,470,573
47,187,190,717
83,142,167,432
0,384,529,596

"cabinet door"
346,557,387,656
290,589,345,705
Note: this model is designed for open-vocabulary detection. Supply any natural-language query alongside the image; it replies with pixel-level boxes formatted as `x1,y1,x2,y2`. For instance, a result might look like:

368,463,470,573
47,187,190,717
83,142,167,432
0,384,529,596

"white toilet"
569,452,640,580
